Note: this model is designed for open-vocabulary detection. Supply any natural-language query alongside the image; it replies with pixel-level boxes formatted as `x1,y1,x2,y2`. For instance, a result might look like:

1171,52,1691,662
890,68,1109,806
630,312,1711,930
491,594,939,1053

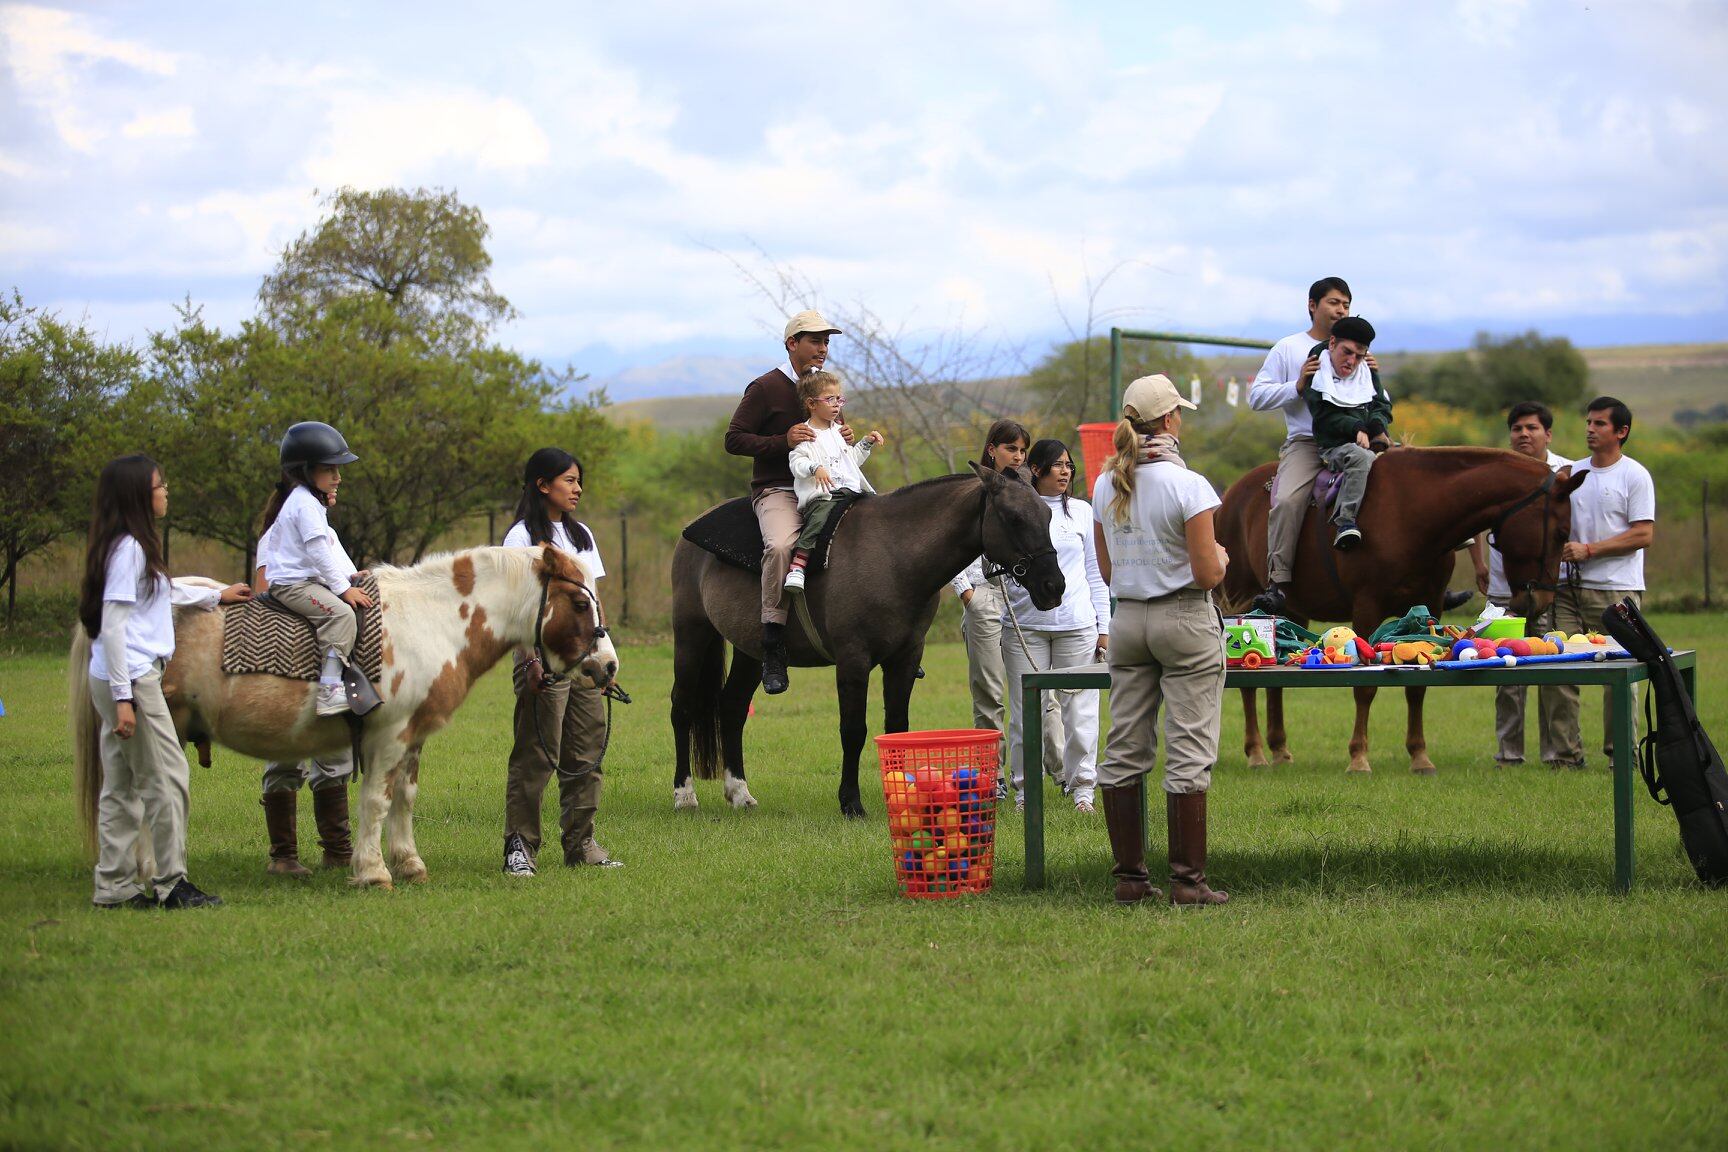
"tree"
1027,335,1202,429
1396,330,1587,415
259,186,514,350
0,292,138,620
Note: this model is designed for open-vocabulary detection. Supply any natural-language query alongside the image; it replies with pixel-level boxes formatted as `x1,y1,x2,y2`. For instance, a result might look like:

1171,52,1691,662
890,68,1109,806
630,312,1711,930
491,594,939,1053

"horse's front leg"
1404,685,1435,775
351,746,397,888
719,651,761,809
1266,687,1294,764
836,660,872,819
1348,685,1376,773
385,745,428,883
1240,686,1267,767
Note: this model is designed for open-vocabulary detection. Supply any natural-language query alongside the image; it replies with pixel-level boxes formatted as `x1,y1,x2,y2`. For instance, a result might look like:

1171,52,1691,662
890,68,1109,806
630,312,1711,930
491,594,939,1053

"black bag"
1599,598,1728,887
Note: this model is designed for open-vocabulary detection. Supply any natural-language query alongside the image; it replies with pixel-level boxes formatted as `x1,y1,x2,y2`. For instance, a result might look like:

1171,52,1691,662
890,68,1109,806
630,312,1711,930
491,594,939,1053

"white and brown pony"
70,545,617,888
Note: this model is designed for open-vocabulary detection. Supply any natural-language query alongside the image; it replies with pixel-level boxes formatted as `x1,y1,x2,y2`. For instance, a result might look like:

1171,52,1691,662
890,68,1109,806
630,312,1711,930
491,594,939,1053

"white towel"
1313,349,1376,407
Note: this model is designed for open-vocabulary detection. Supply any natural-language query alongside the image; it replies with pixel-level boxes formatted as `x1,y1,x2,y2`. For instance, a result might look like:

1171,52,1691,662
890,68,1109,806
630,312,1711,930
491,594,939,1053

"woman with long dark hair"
79,454,250,909
500,447,618,876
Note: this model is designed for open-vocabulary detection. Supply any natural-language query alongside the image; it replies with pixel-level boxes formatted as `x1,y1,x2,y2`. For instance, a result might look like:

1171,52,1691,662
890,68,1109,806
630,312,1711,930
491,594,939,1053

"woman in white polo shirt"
1091,375,1231,907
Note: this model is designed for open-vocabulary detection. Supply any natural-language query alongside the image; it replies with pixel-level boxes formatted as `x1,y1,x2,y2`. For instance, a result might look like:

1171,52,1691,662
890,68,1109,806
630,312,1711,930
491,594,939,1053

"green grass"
3,616,1727,1149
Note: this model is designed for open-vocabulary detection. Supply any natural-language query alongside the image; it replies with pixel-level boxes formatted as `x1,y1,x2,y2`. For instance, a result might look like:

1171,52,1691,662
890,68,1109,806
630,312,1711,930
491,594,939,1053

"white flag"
1189,375,1202,407
1225,377,1240,407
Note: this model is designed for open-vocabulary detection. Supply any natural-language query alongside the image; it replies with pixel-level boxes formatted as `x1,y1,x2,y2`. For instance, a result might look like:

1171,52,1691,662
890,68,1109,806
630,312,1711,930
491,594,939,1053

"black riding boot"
761,623,790,695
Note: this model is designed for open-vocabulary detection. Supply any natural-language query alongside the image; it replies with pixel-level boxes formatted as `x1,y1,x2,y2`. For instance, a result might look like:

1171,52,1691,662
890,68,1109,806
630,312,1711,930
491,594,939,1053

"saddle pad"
681,493,867,576
221,572,384,683
1313,467,1343,513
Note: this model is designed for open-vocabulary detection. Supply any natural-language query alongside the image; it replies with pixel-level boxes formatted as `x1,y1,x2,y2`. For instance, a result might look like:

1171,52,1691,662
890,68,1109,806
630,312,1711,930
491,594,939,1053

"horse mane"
882,472,980,498
1381,445,1553,481
371,546,540,606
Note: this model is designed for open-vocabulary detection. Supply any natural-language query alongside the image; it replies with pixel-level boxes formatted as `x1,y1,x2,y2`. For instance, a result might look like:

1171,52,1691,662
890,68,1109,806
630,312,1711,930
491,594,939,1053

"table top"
1021,651,1697,691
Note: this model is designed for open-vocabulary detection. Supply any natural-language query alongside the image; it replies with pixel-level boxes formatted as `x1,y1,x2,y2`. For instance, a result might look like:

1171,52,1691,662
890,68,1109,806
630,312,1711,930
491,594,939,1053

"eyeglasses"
818,396,846,406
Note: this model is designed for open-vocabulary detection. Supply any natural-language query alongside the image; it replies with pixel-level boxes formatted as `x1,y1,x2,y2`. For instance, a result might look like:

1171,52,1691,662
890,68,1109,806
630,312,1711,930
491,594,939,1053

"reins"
529,570,631,780
1486,470,1567,601
985,492,1071,790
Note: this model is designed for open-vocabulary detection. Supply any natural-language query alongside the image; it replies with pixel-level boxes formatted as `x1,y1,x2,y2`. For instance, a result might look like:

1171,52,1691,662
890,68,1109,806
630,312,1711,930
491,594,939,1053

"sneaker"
1332,521,1362,551
762,644,790,695
1074,797,1095,814
315,681,350,717
1251,583,1288,615
1014,793,1026,813
94,893,155,911
503,833,536,877
567,837,623,868
993,778,1008,802
783,567,806,593
158,879,223,909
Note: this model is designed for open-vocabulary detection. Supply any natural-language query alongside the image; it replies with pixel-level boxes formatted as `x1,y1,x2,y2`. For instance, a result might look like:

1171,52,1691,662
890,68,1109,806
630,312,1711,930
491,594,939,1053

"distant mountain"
591,355,762,401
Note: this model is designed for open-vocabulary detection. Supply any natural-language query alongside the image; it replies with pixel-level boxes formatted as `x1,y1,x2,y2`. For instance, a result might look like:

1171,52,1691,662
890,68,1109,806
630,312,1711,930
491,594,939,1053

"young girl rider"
782,371,884,593
1091,374,1231,906
501,447,619,876
81,454,250,909
1000,438,1111,814
260,422,372,716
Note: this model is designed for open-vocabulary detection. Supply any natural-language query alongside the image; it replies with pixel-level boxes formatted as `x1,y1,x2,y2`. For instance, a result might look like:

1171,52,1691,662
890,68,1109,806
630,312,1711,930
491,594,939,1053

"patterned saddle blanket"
681,492,867,576
221,572,385,683
1266,466,1345,514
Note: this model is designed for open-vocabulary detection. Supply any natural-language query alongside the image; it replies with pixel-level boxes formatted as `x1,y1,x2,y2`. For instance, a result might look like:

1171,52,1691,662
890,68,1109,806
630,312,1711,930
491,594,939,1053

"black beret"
1332,316,1376,346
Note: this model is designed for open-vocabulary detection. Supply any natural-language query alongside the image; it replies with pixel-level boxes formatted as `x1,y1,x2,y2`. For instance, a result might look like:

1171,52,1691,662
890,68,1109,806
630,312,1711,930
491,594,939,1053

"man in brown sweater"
725,309,851,693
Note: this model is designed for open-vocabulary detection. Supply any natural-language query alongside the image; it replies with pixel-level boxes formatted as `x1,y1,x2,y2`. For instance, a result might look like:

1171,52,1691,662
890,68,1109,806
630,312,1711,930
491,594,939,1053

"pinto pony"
70,545,617,888
1217,447,1583,773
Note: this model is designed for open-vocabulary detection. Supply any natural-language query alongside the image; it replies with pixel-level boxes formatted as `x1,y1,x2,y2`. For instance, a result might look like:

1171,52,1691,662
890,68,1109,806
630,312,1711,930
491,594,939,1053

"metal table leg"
1024,684,1045,890
1612,678,1637,894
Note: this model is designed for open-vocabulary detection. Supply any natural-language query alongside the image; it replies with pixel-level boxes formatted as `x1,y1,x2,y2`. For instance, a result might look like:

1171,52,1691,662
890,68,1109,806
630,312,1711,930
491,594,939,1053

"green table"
1019,651,1698,894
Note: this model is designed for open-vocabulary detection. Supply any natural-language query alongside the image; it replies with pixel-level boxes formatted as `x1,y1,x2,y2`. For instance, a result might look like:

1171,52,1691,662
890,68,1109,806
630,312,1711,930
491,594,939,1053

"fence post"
619,511,630,626
487,508,496,547
1704,479,1712,609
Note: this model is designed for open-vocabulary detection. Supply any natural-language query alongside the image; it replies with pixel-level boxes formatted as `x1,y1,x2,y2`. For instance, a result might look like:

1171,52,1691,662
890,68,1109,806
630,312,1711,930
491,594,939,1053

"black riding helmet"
280,421,359,468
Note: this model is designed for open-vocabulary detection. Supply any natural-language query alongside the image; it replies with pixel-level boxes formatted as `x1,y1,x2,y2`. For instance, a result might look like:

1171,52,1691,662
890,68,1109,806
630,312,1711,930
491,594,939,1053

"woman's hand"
959,588,973,606
1215,543,1230,572
341,586,374,609
114,700,136,740
1094,635,1109,661
525,656,547,694
219,583,253,605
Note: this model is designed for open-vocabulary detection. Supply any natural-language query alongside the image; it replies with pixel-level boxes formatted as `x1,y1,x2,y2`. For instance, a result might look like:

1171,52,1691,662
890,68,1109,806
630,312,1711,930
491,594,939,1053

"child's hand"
341,586,375,609
219,583,253,604
865,430,885,446
813,466,834,491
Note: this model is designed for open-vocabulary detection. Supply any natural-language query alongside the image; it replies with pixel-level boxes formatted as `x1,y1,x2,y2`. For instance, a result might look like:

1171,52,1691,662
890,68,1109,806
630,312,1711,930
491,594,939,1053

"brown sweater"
725,366,802,492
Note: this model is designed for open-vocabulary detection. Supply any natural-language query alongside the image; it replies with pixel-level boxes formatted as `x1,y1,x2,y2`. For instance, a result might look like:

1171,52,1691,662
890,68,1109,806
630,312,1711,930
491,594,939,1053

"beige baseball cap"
784,309,842,341
1122,373,1196,421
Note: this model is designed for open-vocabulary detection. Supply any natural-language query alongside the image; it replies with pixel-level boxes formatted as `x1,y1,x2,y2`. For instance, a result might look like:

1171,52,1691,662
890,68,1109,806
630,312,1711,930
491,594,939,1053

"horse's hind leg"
836,660,871,819
351,734,405,888
719,651,760,809
1347,685,1376,774
1241,687,1267,767
385,745,429,883
1266,687,1294,764
1405,685,1435,775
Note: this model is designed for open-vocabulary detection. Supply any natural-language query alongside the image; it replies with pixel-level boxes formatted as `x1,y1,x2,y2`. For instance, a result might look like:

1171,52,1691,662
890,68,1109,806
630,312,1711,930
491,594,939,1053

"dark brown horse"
670,466,1065,818
1217,447,1584,773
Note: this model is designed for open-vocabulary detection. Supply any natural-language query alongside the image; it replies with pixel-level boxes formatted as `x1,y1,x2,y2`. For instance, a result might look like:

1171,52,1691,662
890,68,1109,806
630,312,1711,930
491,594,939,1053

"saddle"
682,492,869,576
221,572,385,685
1266,466,1345,514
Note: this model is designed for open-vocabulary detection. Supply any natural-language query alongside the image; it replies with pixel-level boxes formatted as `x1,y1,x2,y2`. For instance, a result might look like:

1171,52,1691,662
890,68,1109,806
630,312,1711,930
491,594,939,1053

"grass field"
3,617,1728,1149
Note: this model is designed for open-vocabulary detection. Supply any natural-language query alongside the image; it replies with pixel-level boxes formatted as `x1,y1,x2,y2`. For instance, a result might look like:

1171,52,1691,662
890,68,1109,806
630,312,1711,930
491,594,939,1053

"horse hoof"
395,859,430,884
1246,752,1270,769
349,869,394,890
673,785,699,811
1272,750,1295,765
1410,763,1437,776
1346,763,1372,775
841,804,868,820
722,778,758,809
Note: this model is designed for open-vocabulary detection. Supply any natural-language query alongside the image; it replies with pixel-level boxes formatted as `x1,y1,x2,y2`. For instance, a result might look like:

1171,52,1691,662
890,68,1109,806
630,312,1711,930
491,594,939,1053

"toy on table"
1223,616,1277,669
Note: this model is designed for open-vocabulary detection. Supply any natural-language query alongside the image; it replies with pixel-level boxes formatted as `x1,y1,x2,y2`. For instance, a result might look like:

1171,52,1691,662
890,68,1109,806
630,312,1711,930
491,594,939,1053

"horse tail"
684,635,727,781
68,623,101,856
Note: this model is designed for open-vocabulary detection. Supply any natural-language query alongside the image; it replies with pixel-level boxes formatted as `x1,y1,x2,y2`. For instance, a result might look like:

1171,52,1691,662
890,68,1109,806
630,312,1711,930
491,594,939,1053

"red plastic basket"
1076,422,1117,502
875,729,1000,899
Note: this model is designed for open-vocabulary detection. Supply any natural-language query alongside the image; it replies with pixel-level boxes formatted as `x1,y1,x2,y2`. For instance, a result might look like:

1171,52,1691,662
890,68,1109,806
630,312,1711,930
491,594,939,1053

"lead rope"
993,572,1068,791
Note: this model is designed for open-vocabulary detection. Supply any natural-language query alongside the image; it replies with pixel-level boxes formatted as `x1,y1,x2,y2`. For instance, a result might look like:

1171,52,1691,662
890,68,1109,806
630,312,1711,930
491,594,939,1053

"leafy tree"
1396,330,1587,415
1028,336,1203,430
0,292,139,620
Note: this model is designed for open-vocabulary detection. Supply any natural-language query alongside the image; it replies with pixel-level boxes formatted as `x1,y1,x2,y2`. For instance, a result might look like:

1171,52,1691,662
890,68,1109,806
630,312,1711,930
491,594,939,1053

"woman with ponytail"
1090,375,1232,908
499,447,619,877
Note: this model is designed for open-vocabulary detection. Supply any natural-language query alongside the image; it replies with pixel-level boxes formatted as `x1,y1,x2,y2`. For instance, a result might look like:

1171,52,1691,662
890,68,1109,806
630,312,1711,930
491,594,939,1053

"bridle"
533,572,629,703
980,489,1058,583
1486,470,1568,602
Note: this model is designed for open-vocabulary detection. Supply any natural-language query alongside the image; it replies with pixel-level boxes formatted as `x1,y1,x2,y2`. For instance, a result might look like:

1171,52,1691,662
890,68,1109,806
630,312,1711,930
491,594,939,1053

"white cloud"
304,89,551,188
121,105,195,140
0,4,177,152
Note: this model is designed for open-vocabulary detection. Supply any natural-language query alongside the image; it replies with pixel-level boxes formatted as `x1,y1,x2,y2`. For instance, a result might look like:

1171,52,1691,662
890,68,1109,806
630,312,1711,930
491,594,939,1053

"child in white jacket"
783,371,885,592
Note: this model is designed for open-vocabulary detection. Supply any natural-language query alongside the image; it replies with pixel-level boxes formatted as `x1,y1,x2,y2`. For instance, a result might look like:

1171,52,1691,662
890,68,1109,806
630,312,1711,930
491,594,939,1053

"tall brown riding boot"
561,771,621,867
263,791,311,877
312,783,353,870
1167,791,1230,906
1100,783,1160,904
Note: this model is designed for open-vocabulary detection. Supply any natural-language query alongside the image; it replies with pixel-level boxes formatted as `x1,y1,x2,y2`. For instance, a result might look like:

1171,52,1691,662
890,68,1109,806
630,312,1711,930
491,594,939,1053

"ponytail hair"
259,463,329,535
1103,415,1164,528
79,454,166,638
512,447,595,552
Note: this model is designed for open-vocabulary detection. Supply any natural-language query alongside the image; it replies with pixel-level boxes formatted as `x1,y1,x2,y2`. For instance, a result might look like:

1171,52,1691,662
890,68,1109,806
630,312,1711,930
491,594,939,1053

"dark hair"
1585,396,1634,445
79,454,167,638
1506,401,1554,431
1309,277,1352,305
1028,438,1073,515
512,447,595,551
978,419,1031,471
1330,316,1376,347
260,463,332,535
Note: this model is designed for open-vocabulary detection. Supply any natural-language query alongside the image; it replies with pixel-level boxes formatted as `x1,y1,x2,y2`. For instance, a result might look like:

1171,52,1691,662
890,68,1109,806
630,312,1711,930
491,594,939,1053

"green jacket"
1304,340,1393,450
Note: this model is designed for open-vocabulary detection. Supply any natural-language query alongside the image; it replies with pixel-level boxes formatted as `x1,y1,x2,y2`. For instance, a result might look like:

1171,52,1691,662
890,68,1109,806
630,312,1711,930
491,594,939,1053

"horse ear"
533,542,560,580
1559,467,1589,496
970,461,1004,490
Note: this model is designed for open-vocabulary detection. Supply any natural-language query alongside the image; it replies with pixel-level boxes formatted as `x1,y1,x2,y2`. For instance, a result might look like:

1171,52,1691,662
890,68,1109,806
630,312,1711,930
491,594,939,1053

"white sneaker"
1014,793,1026,813
503,834,536,877
315,681,350,717
784,567,806,592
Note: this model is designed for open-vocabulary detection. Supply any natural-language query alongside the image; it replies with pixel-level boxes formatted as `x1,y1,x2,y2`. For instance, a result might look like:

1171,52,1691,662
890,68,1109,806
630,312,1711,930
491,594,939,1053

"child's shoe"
316,681,350,717
784,566,806,593
1332,521,1362,551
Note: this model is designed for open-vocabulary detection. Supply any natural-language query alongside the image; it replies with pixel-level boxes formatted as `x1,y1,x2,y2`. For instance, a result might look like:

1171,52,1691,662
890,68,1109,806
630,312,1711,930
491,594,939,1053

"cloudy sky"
2,0,1723,396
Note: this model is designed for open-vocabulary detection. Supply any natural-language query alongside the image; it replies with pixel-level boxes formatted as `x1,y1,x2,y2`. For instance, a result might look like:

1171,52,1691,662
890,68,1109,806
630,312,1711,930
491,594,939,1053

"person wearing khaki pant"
505,657,611,865
90,667,190,904
1550,587,1641,766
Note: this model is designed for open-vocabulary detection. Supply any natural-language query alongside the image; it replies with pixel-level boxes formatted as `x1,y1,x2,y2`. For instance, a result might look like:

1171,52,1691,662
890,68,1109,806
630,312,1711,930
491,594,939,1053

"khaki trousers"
1487,595,1566,764
1097,592,1227,795
504,658,608,861
961,580,1061,773
1267,437,1323,584
270,579,358,659
262,754,351,794
1551,586,1642,765
752,487,800,626
89,668,189,903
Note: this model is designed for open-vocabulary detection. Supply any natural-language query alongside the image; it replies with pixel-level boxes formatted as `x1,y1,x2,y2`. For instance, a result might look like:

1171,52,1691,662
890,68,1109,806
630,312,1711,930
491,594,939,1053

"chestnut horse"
670,466,1065,818
1217,447,1584,773
70,545,617,887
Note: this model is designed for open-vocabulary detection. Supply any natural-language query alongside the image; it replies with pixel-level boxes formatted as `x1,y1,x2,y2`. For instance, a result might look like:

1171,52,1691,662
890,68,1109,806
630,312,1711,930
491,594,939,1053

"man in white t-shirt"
1551,396,1656,768
1468,401,1574,767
